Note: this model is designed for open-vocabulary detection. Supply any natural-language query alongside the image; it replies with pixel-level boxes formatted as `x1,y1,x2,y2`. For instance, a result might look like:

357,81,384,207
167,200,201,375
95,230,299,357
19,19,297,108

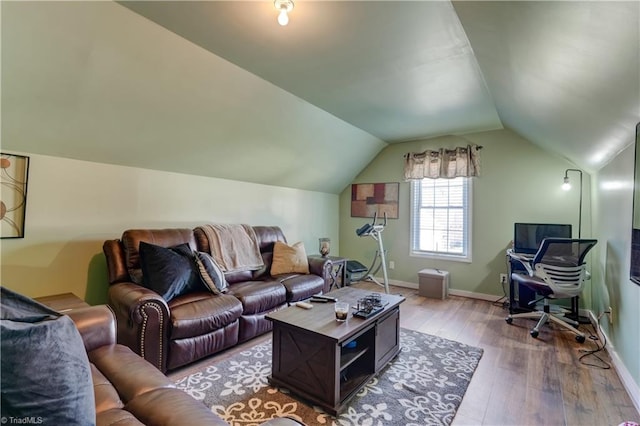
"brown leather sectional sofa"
103,225,332,372
68,304,305,426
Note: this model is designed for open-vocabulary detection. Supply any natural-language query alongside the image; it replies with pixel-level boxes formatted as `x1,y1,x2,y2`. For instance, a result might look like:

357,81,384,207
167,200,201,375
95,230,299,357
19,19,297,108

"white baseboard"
375,278,640,414
447,288,504,302
386,278,503,302
387,279,418,290
586,311,640,414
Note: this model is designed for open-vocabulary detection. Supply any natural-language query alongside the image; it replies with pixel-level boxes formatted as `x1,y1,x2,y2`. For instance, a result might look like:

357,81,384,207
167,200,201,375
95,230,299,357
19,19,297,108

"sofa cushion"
91,363,124,415
195,251,229,293
225,269,254,284
139,242,205,302
96,408,145,426
227,281,287,315
252,252,273,279
271,241,310,275
168,292,243,339
253,225,288,250
168,322,240,371
125,388,228,426
88,344,174,402
0,287,96,426
122,228,196,284
279,274,325,302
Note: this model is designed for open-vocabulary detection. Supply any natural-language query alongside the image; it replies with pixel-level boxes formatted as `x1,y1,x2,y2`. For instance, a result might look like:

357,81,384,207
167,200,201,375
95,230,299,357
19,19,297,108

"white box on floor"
418,268,449,299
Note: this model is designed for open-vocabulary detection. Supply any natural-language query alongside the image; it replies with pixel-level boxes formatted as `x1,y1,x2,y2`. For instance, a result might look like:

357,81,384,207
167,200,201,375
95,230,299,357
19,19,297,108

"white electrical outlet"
389,261,395,270
499,273,507,284
599,306,614,325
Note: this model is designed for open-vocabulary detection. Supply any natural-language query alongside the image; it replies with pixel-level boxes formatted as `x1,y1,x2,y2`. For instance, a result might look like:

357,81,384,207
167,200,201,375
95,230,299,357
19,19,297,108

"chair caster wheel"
530,330,539,338
505,317,513,324
576,335,586,343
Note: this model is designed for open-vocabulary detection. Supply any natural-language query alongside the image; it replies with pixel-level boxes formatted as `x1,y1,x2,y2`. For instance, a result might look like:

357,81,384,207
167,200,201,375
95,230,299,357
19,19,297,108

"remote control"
296,301,313,309
313,295,337,302
310,297,329,303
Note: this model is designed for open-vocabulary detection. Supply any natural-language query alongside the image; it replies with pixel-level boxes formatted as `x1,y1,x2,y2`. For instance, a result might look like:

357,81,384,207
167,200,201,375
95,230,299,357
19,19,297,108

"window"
410,177,472,261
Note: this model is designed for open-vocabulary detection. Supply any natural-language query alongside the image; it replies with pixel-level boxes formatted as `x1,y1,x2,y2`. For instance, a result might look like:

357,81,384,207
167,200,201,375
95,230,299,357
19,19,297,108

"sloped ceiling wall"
453,1,639,171
2,1,386,194
2,1,639,194
118,1,504,142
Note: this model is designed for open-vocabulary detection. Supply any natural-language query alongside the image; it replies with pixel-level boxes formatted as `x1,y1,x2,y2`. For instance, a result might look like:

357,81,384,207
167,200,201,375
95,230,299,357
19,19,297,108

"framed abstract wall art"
1,153,30,238
351,182,399,219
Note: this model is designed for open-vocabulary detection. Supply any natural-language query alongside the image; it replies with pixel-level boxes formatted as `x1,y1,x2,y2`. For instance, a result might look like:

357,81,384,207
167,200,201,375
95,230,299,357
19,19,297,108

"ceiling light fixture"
274,0,294,26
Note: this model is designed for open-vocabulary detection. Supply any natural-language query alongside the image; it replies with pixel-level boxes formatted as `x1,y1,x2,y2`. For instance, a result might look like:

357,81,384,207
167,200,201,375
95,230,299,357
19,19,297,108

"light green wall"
339,128,591,299
0,153,338,305
340,126,640,400
2,1,385,195
592,143,640,397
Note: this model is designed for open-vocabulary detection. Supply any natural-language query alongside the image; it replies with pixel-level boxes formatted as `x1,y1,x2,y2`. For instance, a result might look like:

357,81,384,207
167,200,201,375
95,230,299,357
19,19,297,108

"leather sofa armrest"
108,282,170,372
103,239,130,284
67,305,117,353
307,256,332,293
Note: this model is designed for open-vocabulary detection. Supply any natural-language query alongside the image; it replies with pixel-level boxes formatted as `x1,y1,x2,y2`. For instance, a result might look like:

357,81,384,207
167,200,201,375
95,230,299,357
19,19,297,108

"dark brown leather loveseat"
68,304,305,426
68,305,229,425
103,225,332,372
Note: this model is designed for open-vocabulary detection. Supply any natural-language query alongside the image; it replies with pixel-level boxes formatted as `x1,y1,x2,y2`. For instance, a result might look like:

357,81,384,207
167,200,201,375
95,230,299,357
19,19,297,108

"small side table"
310,255,348,291
35,293,90,313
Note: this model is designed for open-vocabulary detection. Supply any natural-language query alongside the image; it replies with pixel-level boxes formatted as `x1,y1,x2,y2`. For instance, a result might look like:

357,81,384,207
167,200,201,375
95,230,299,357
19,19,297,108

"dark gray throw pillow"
195,251,229,294
139,241,205,302
0,287,96,426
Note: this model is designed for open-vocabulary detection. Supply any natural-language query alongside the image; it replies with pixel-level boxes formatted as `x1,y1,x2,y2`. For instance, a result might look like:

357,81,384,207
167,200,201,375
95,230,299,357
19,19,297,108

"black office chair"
506,238,598,343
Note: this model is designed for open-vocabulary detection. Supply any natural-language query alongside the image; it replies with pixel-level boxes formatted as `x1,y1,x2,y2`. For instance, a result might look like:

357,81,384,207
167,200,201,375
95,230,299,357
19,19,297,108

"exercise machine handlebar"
355,212,387,237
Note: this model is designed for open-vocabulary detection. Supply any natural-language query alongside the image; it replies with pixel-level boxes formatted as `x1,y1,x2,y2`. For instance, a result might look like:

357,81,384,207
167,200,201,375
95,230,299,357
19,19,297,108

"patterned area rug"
176,328,483,426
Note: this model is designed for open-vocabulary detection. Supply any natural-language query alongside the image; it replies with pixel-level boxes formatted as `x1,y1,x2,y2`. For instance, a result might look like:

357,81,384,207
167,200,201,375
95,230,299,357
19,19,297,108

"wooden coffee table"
266,286,405,415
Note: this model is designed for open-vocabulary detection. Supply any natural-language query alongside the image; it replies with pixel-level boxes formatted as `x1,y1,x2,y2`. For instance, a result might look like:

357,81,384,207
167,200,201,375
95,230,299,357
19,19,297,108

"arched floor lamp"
562,168,583,239
562,168,587,322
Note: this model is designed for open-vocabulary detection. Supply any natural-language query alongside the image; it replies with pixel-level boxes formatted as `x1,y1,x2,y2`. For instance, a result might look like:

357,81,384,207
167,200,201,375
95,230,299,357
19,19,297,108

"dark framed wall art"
1,153,30,238
351,182,399,219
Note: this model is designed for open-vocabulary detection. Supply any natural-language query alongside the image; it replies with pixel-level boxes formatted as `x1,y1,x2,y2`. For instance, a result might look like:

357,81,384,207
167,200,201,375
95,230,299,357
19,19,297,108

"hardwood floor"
169,281,640,425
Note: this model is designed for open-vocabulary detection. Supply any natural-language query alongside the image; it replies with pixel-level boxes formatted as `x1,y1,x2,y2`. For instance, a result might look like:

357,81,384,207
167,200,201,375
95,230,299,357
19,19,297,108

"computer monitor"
513,223,572,254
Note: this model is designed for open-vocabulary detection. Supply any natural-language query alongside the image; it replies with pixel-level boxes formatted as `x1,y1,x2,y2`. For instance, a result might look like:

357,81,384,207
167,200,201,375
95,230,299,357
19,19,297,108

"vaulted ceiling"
3,1,639,194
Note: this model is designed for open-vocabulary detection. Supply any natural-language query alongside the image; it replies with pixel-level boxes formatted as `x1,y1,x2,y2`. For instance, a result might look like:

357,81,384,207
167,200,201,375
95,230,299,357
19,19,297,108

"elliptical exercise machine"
355,212,390,294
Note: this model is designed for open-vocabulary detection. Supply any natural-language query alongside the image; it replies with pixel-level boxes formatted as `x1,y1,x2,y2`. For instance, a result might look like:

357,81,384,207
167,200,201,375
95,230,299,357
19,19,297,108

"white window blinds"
410,177,472,261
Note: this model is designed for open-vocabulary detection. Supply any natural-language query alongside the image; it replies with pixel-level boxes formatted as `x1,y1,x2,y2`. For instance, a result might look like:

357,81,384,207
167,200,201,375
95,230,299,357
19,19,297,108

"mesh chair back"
531,238,597,298
533,263,586,298
532,238,597,266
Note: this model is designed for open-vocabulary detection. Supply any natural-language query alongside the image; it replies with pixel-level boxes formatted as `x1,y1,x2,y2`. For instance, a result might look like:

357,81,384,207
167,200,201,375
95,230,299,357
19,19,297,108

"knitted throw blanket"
198,224,264,273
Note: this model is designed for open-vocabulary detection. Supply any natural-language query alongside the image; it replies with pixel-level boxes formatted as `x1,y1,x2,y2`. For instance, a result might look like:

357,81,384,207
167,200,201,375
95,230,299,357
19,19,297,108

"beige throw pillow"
271,241,310,275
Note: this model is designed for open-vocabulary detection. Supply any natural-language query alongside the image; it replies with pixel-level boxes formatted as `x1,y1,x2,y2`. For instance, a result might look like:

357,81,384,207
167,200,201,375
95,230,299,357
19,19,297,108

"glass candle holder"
319,238,331,257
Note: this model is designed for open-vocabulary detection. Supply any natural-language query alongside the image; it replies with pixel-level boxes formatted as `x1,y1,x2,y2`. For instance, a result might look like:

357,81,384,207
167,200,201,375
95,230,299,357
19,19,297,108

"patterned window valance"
403,144,482,180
